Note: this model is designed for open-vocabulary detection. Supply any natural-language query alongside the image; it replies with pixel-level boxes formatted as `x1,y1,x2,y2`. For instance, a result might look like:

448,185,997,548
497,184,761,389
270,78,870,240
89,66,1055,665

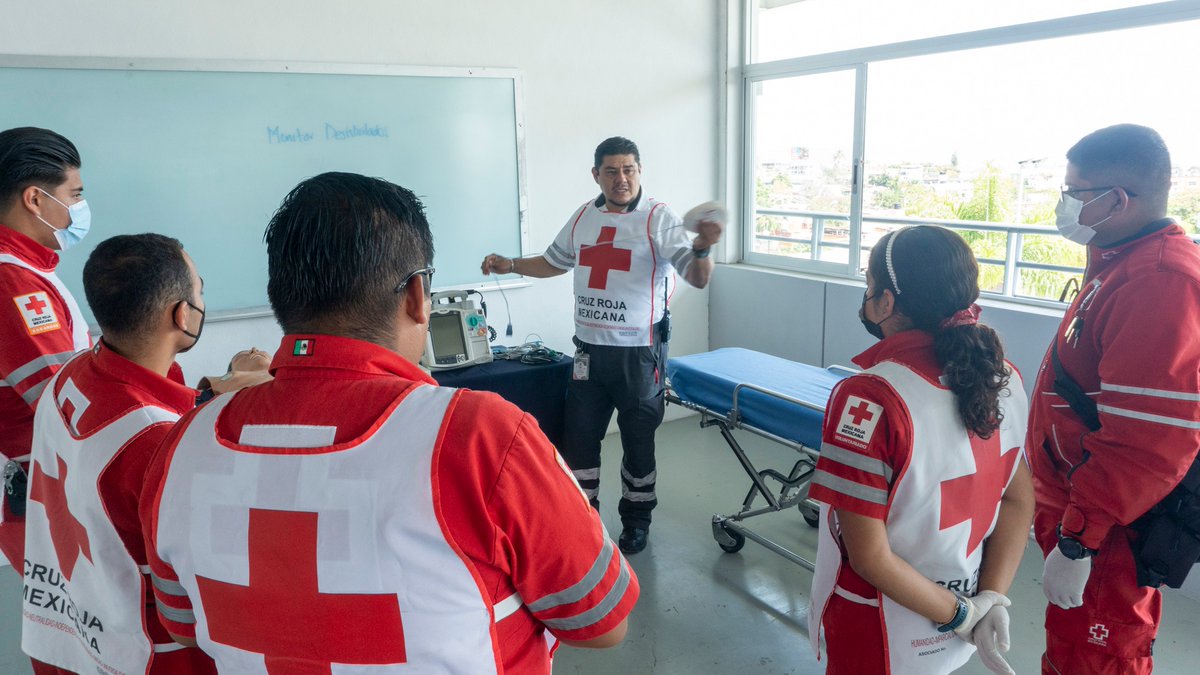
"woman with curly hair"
807,225,1034,675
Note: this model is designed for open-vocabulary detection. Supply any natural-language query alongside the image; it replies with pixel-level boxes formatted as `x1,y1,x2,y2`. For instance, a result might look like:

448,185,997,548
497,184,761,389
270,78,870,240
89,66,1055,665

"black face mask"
859,290,885,340
178,300,205,353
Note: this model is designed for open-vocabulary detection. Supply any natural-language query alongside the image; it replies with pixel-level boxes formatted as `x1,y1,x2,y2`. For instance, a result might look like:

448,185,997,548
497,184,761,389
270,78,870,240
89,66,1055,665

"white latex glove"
965,605,1014,675
1042,546,1092,609
952,590,1010,638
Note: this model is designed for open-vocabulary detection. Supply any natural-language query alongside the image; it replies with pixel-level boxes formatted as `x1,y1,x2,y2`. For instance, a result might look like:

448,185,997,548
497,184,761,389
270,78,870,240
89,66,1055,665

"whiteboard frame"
0,55,532,321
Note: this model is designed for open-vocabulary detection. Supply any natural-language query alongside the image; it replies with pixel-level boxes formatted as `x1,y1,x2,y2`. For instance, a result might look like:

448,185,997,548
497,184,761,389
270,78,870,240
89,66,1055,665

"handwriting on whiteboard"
266,123,390,144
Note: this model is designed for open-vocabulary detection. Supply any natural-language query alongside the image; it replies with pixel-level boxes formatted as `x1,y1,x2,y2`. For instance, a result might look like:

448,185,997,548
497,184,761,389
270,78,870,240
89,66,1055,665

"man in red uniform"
22,234,214,674
1,127,92,572
1028,124,1200,674
142,172,638,673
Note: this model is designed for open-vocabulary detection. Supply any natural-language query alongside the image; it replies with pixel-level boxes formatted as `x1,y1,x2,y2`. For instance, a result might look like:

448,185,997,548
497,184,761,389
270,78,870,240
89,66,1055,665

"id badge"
573,352,590,381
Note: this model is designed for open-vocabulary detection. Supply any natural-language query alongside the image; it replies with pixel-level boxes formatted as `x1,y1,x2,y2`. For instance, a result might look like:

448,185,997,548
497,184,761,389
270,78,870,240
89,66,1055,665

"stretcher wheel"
717,528,745,553
800,504,820,528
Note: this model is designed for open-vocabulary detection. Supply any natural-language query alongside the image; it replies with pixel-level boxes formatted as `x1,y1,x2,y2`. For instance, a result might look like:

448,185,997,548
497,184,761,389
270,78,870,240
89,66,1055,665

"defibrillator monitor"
421,291,493,371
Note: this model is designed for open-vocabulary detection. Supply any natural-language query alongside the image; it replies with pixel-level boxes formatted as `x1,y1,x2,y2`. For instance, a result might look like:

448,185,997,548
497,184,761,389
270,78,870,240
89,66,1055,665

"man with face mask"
0,127,93,575
1027,124,1200,674
22,234,214,675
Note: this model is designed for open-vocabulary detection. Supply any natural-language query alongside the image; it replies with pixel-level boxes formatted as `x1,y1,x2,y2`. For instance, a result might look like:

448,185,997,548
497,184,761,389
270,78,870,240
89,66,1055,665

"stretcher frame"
667,369,853,571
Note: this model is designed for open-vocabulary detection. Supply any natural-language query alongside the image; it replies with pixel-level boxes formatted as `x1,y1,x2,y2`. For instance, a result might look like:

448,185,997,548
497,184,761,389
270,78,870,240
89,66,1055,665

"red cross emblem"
196,509,407,673
24,294,48,315
848,400,875,426
938,434,1020,556
1089,624,1110,642
578,226,632,290
28,455,93,581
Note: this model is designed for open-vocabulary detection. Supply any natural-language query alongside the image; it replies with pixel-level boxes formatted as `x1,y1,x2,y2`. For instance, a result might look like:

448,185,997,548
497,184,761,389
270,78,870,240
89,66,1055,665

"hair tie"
939,303,981,330
884,228,907,294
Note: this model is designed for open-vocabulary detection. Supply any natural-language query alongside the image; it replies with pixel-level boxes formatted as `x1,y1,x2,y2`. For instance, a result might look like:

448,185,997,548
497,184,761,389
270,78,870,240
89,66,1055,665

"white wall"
2,0,722,382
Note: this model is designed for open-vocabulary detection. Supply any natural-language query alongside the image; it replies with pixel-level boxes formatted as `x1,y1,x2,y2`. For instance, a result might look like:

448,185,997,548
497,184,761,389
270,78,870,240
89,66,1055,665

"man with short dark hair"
143,172,637,673
1029,124,1200,674
22,234,214,675
0,127,93,573
481,136,723,554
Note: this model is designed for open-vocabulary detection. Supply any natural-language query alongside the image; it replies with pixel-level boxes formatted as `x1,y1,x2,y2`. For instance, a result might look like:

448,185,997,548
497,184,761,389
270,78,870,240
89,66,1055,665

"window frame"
738,0,1200,301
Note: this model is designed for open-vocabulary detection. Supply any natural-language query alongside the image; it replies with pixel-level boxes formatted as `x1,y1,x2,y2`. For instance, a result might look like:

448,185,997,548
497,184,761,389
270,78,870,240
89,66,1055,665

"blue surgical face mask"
35,188,91,251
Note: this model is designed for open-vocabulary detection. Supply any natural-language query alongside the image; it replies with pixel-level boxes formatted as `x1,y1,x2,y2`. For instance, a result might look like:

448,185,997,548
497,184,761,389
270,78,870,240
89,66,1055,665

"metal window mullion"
1002,230,1019,296
847,63,868,277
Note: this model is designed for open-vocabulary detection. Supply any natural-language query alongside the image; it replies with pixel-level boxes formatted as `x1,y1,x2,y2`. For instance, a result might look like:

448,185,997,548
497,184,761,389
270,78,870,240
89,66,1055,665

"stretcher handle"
731,382,826,426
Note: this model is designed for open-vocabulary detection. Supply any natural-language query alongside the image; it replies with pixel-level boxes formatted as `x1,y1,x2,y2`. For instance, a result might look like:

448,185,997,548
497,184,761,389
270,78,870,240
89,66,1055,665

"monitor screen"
430,312,468,361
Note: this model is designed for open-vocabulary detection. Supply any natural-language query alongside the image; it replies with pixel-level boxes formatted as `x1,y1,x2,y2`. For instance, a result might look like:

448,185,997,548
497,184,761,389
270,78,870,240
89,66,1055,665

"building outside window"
743,0,1200,304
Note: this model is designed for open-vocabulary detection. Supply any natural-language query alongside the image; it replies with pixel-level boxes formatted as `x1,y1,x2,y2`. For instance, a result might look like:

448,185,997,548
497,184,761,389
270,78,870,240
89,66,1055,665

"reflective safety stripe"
620,466,656,487
1097,404,1200,430
493,592,524,622
573,467,600,481
819,442,894,482
3,351,75,388
834,585,880,607
1101,382,1200,401
540,558,632,632
155,598,196,625
529,539,615,613
151,573,189,597
153,642,186,653
620,489,656,502
811,470,888,505
138,565,152,574
546,243,574,268
21,379,49,405
670,247,695,274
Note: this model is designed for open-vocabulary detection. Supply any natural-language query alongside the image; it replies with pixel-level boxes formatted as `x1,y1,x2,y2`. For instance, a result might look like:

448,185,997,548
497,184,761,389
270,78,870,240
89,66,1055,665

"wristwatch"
693,245,712,259
1057,525,1098,560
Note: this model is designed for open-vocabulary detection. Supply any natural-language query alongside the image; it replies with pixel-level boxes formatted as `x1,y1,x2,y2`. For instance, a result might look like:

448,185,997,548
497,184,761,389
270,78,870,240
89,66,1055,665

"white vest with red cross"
559,199,682,347
0,254,91,353
22,363,178,675
153,384,507,674
809,361,1027,674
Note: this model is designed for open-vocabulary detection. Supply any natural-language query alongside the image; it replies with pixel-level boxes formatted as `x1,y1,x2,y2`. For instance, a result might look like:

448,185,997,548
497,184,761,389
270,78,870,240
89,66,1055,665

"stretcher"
665,348,851,571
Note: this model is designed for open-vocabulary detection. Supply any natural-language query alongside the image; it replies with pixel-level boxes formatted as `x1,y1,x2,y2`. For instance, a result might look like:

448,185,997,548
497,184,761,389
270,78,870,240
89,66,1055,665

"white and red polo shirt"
545,194,696,347
142,335,638,674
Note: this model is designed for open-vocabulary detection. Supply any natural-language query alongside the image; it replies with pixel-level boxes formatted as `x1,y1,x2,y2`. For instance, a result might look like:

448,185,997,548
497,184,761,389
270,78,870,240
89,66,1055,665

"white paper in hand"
682,201,728,233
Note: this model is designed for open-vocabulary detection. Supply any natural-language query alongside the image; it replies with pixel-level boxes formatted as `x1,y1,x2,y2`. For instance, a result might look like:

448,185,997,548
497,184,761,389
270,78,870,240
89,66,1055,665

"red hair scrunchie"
939,303,981,330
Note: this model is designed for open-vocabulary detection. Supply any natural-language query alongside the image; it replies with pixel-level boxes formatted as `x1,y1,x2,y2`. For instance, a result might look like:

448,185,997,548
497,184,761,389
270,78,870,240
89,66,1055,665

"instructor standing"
481,137,722,553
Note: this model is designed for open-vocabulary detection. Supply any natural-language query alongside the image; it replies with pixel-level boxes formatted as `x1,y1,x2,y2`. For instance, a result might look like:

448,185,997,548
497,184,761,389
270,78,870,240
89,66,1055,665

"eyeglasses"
395,266,435,295
1060,185,1138,199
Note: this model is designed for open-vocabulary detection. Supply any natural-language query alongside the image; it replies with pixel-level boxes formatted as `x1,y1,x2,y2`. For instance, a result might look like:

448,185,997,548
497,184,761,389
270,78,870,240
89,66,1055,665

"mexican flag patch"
293,339,314,356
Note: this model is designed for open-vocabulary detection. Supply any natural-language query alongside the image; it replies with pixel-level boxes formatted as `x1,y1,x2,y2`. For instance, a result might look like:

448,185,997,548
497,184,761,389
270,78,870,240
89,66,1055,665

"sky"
752,1,1200,170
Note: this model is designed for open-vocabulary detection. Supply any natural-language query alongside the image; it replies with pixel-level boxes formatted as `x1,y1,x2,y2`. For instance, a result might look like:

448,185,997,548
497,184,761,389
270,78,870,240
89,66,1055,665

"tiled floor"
3,415,1200,673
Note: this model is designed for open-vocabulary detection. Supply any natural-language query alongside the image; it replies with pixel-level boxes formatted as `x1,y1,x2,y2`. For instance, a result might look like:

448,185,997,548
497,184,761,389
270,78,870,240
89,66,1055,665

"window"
743,2,1200,304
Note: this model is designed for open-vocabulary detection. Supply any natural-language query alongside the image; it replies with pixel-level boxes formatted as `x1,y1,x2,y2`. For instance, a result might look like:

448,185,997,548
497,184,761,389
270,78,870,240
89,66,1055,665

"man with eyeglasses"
141,172,637,673
1027,124,1200,674
0,128,93,578
480,136,723,555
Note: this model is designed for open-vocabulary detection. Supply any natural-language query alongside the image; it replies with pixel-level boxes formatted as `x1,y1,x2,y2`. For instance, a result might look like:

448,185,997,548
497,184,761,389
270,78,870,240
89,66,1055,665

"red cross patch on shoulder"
13,291,61,336
835,396,883,447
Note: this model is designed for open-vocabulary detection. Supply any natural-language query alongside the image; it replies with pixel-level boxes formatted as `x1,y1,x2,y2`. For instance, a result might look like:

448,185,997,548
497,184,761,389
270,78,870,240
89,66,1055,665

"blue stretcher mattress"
666,348,848,450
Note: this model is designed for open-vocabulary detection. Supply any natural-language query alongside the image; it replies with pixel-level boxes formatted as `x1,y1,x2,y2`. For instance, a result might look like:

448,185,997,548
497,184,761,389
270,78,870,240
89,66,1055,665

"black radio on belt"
658,308,671,343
